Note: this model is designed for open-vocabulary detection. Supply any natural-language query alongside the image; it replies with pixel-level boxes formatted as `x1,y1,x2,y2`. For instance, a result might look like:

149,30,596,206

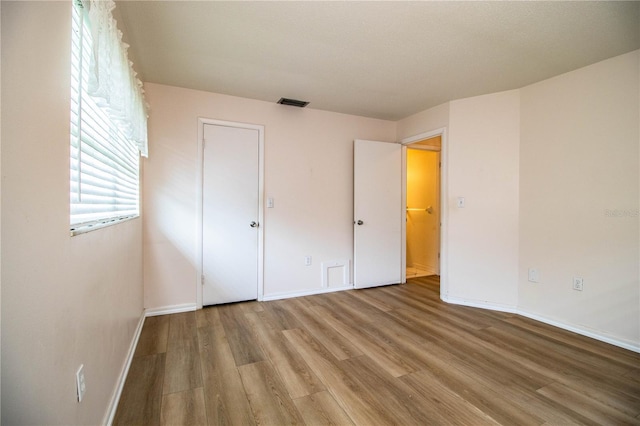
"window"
70,1,147,234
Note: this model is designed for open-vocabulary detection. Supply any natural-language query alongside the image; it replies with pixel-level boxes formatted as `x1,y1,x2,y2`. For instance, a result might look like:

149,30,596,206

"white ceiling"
115,1,640,121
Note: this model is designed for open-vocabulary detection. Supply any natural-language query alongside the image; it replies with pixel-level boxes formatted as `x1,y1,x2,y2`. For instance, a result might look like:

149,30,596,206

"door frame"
400,127,448,300
196,118,265,309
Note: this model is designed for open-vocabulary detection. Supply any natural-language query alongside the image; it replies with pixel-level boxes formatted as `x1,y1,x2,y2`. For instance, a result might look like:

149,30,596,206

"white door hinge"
201,275,205,285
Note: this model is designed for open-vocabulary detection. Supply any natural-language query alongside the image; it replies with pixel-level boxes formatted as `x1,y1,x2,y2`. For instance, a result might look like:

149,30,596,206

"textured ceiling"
116,1,640,121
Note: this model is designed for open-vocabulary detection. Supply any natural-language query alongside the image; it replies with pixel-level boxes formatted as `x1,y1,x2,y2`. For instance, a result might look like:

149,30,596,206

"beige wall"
396,51,639,348
1,2,144,424
143,83,396,307
446,90,521,308
519,50,639,347
1,6,637,423
398,92,520,309
397,102,449,140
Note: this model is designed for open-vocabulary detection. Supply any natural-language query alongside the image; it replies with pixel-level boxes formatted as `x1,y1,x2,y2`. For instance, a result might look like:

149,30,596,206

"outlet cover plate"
573,277,584,291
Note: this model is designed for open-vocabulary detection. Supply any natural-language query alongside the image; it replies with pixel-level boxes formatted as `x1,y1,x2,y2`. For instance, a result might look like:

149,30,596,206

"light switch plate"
76,364,86,402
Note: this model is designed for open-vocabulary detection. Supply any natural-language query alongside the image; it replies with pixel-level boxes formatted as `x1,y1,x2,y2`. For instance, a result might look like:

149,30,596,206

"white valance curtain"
79,0,148,157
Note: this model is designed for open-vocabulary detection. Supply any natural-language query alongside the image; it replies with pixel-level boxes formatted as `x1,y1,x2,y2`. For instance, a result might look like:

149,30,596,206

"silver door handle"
250,221,259,228
355,220,364,225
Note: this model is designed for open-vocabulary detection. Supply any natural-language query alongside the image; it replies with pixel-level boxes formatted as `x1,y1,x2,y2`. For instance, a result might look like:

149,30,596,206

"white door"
203,124,259,305
354,139,402,288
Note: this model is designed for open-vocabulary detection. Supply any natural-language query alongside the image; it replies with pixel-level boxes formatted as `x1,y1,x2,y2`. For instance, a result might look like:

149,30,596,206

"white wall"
1,7,636,425
398,93,520,310
398,52,639,348
143,83,396,308
145,52,638,350
446,91,521,309
397,102,449,141
1,2,144,424
519,50,639,348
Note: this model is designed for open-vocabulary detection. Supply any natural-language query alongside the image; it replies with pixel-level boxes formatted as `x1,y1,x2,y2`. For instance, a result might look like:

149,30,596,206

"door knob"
355,220,364,225
250,221,258,228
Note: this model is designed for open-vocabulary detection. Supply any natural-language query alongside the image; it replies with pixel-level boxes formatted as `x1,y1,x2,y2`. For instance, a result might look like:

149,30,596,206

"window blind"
70,3,140,231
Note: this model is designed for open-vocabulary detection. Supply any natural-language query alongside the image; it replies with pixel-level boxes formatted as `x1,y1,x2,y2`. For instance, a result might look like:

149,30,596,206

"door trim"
401,127,448,300
196,118,265,309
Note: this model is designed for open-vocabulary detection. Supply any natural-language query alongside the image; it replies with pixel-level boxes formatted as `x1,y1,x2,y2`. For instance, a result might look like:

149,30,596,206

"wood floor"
114,276,640,425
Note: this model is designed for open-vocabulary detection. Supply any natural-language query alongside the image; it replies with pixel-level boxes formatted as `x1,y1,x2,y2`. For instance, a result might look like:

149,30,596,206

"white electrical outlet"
76,364,86,402
304,256,312,266
573,277,584,291
528,268,539,283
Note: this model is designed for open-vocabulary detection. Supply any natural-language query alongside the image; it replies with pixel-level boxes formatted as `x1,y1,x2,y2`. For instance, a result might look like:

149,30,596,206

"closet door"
202,123,259,305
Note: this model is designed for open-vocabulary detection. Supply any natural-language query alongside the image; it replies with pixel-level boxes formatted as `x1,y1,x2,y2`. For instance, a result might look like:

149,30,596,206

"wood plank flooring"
114,276,640,425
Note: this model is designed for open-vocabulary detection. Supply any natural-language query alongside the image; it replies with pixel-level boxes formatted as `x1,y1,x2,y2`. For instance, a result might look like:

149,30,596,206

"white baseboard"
262,285,354,302
145,303,197,317
441,295,517,313
516,309,640,353
441,295,639,353
103,310,146,426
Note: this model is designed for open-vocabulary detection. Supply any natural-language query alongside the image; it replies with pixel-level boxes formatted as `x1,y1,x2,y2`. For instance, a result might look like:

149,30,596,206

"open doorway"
402,135,442,287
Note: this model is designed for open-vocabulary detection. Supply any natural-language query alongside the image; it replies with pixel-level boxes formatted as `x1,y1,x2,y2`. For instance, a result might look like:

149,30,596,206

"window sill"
70,215,139,236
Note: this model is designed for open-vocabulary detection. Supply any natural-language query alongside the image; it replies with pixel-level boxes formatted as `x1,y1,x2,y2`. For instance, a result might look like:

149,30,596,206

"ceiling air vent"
277,97,309,108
